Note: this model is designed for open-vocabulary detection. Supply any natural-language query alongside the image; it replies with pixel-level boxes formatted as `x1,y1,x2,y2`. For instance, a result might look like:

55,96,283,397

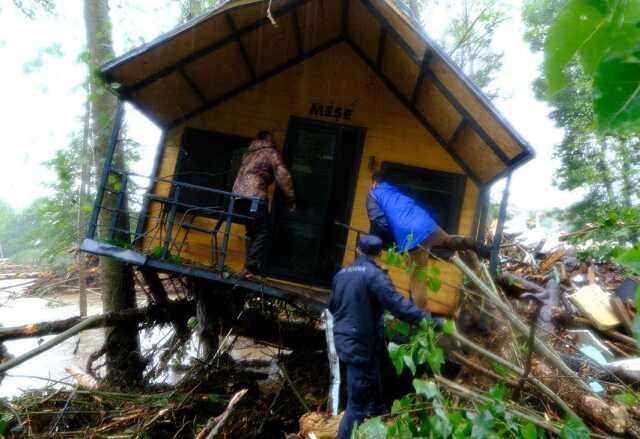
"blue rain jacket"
328,255,429,365
370,182,437,252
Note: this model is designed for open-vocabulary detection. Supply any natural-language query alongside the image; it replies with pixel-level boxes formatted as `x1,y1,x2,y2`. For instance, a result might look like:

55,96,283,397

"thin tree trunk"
84,0,142,387
78,98,91,317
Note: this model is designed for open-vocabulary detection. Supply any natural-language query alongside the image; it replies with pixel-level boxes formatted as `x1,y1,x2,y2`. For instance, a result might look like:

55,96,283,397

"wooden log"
0,301,325,352
532,360,630,435
0,315,102,374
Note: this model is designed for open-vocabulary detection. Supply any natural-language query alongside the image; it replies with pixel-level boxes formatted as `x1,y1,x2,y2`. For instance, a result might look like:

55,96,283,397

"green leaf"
544,0,610,93
413,378,439,399
427,346,445,375
560,416,590,439
594,48,640,133
489,382,507,401
613,392,639,406
388,342,405,375
442,319,455,335
471,410,494,439
615,248,640,275
354,416,387,439
427,276,442,293
519,422,539,439
403,354,417,375
396,321,410,337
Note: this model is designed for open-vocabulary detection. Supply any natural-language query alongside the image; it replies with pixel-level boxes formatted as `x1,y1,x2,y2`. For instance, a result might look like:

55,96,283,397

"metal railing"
86,116,261,273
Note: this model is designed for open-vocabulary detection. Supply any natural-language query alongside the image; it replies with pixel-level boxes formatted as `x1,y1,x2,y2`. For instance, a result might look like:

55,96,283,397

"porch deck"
81,238,329,312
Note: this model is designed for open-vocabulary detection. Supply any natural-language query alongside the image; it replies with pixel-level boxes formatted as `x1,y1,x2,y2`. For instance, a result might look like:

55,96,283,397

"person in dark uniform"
329,234,444,439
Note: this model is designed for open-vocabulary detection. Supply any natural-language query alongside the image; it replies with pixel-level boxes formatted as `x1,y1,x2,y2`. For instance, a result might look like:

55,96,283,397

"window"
380,162,466,234
172,128,250,216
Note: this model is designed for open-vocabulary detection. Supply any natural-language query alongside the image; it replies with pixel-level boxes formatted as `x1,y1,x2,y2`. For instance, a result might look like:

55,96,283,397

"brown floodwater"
0,279,282,398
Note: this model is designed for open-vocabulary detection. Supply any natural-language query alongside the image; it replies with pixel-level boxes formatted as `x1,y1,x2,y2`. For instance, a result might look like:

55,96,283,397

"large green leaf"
413,378,440,399
615,247,640,275
560,416,590,439
354,417,387,439
544,0,610,93
594,47,640,132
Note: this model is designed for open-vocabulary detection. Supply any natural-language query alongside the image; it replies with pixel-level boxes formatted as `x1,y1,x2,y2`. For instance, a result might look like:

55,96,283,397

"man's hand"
287,201,296,213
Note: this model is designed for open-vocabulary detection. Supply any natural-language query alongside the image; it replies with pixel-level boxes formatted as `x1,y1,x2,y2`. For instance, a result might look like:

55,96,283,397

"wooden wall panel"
132,72,201,124
348,0,380,62
241,15,299,76
184,43,252,100
146,43,480,314
109,15,231,86
296,0,343,52
430,57,523,160
381,36,419,100
415,80,462,141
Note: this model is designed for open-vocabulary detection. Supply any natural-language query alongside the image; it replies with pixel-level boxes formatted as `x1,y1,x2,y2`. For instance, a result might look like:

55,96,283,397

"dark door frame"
266,115,366,285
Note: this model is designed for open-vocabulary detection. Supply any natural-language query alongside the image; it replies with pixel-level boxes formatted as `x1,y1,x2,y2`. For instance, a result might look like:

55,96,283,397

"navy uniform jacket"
328,255,429,365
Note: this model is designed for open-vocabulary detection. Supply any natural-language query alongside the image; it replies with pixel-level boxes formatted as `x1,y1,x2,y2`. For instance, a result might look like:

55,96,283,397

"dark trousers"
337,360,385,439
236,200,269,274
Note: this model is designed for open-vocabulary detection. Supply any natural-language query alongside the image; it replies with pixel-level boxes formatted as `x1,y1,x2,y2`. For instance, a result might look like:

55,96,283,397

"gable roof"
100,0,534,186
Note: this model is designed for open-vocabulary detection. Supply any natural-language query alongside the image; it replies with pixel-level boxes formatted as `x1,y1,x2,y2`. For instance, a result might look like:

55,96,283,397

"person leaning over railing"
232,130,296,279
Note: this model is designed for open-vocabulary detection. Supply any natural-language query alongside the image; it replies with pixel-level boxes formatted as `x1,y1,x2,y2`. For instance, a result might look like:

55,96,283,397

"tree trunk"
84,0,142,387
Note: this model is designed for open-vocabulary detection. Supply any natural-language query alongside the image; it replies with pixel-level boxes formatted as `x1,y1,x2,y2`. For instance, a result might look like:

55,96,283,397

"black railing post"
218,196,236,272
108,174,129,241
161,185,180,260
489,172,511,276
87,102,125,239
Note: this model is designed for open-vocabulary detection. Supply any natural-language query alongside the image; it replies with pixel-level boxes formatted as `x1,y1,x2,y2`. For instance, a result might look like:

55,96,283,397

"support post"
134,132,167,247
161,185,180,260
218,196,236,271
489,173,511,276
87,102,125,239
108,174,129,241
323,310,341,416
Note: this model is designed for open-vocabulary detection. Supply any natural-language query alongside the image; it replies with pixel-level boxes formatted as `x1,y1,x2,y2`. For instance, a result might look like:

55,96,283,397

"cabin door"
266,117,364,285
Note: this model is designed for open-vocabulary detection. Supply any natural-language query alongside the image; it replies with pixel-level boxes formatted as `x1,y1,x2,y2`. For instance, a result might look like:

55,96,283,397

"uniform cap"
357,234,383,256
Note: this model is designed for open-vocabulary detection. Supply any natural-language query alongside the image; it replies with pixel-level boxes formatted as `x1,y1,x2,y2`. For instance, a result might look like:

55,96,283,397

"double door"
266,117,365,285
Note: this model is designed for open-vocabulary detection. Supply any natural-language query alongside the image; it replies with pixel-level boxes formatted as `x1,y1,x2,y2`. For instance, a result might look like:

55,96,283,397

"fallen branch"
435,375,563,436
452,331,578,419
0,315,102,374
196,389,248,439
451,255,593,395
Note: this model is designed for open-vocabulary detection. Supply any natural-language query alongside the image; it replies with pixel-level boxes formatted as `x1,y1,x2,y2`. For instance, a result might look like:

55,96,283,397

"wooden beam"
225,13,256,80
118,0,314,95
179,68,207,104
166,37,342,129
449,118,467,145
341,0,350,38
376,26,387,67
291,8,304,56
357,0,510,165
346,37,481,186
410,48,431,107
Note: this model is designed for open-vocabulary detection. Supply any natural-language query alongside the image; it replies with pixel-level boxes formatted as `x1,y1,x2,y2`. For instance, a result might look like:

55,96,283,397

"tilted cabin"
81,0,534,315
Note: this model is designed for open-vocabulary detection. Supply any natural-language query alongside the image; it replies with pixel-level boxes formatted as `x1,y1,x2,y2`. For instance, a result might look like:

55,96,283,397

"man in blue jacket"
329,235,442,439
367,171,491,310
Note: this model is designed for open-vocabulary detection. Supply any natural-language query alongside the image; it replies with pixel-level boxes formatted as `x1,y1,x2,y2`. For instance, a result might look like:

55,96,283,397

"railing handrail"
108,166,261,202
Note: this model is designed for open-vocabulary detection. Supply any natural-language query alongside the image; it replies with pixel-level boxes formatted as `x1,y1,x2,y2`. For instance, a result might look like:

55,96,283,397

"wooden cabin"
82,0,534,316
